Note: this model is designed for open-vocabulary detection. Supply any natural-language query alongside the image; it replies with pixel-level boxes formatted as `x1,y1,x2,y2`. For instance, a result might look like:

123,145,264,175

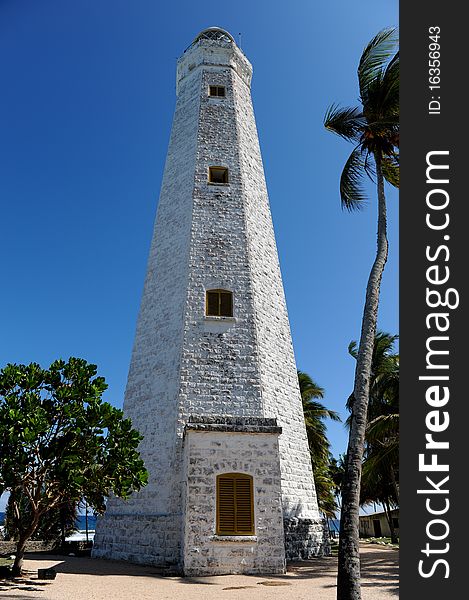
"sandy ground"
0,543,398,600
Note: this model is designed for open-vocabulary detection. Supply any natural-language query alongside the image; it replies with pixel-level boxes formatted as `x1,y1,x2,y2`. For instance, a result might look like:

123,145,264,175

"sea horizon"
1,512,340,533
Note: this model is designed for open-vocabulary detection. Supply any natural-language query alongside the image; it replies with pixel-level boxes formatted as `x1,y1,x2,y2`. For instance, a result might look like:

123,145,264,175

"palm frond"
348,341,358,359
360,454,398,507
372,332,399,364
383,51,400,94
303,399,341,422
345,410,352,428
358,27,398,103
366,413,399,443
380,51,400,116
298,370,324,400
346,331,398,416
362,443,399,481
340,146,368,211
381,154,400,188
362,68,399,147
362,149,376,182
324,104,364,142
384,50,399,79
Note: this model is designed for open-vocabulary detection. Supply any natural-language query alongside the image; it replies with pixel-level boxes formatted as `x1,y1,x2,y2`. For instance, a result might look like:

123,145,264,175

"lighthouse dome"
192,27,236,45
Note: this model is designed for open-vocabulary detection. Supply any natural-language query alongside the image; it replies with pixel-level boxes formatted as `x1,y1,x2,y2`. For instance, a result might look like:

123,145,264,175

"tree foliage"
298,370,341,518
347,332,399,542
346,333,399,493
0,358,148,575
324,28,399,212
4,490,77,544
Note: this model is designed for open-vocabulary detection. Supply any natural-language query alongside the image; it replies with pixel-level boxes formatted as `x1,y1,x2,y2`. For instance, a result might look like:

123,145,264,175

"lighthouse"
93,27,328,576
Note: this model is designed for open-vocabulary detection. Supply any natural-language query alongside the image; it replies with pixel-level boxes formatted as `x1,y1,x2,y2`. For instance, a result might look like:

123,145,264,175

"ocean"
328,518,340,532
1,512,338,534
76,514,97,530
0,512,97,531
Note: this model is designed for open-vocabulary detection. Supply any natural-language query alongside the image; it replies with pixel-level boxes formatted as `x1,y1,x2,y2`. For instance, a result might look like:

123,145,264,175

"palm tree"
329,454,346,508
360,339,399,509
298,371,341,465
324,28,399,600
313,462,340,520
298,371,341,518
359,461,398,542
347,332,399,542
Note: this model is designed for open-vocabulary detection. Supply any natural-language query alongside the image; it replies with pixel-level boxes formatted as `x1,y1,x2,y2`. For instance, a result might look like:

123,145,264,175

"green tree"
347,332,399,492
329,454,346,506
324,28,399,600
0,358,148,576
298,371,341,518
313,462,340,520
360,462,398,543
4,490,77,545
362,350,399,507
347,332,399,542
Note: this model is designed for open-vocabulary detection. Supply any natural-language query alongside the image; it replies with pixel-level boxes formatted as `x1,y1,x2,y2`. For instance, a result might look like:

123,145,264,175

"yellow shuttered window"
216,473,254,535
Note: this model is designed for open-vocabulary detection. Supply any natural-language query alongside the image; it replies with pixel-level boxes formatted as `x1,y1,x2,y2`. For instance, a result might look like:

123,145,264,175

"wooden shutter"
234,476,254,533
217,474,254,535
217,476,236,534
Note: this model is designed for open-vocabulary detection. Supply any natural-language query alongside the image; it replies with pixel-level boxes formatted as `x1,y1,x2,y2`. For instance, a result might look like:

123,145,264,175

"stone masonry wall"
232,58,322,527
182,428,285,576
93,514,180,567
283,517,331,560
0,540,57,555
177,65,264,421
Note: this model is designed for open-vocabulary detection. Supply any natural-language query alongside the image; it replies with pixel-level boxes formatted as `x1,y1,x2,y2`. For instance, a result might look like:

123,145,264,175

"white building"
359,509,399,539
93,27,327,576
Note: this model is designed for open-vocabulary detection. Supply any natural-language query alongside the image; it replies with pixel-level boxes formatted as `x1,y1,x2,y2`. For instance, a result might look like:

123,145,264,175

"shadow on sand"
19,544,398,595
289,547,399,597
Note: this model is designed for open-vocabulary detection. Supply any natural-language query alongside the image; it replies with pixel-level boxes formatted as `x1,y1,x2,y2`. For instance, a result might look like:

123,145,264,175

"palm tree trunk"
390,465,399,505
337,153,388,600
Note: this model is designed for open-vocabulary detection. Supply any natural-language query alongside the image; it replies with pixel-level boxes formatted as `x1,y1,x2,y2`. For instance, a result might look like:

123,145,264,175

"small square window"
208,166,229,185
209,85,226,97
206,290,233,317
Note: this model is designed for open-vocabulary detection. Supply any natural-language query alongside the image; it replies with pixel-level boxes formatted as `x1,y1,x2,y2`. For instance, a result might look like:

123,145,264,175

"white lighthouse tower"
93,27,327,575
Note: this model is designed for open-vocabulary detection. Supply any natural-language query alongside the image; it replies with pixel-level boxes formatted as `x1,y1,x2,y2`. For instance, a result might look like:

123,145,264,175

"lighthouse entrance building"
93,27,327,576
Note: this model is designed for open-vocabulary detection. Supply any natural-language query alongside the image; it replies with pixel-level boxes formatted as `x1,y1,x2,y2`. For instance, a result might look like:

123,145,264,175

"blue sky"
0,1,398,511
